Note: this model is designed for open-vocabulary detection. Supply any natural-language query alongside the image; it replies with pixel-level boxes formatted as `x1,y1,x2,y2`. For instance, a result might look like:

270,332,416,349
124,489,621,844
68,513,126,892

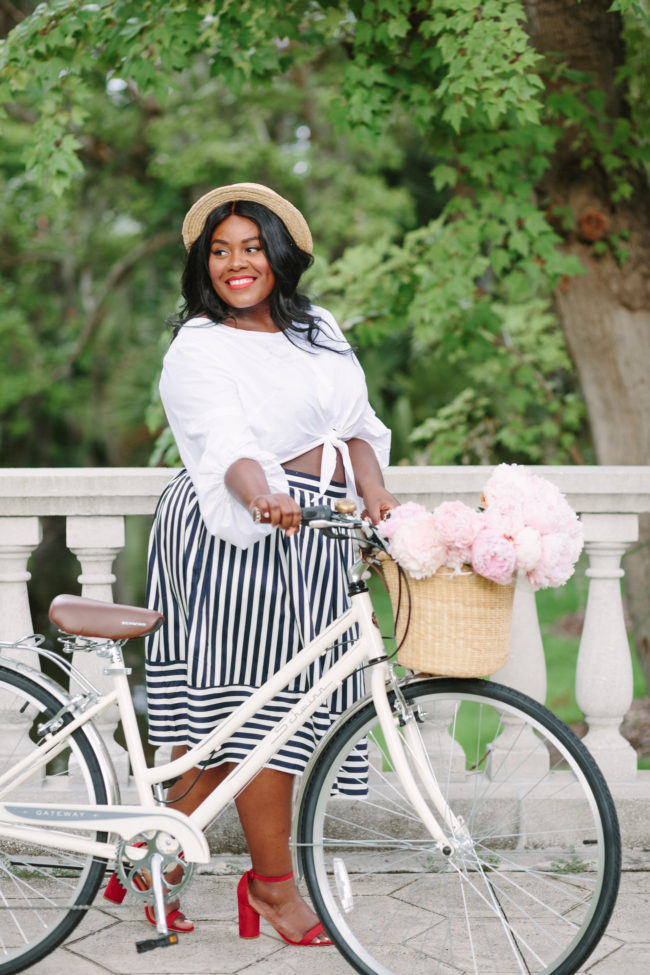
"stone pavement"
24,852,650,975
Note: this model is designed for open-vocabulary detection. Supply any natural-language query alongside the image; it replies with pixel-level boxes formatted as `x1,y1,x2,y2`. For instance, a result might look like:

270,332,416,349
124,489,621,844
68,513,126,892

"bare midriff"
281,444,345,483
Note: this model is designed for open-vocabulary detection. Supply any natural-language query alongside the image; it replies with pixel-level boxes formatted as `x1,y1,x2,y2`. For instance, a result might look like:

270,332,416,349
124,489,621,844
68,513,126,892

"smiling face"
208,213,276,319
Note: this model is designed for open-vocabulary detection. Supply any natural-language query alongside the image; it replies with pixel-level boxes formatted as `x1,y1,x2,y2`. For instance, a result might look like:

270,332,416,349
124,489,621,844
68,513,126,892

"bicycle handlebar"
300,504,389,552
300,505,336,525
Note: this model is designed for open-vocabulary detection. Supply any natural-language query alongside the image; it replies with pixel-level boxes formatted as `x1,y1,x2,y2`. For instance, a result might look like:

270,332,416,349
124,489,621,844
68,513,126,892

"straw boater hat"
181,182,313,254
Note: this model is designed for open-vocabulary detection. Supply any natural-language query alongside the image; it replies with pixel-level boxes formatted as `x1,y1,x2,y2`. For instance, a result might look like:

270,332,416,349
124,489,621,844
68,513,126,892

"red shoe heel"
104,840,146,905
238,869,332,946
103,871,127,904
237,870,261,938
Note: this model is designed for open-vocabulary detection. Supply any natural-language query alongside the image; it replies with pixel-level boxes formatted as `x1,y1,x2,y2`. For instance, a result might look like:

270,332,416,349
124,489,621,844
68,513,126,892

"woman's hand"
248,492,303,536
360,484,400,525
225,460,302,537
345,438,399,525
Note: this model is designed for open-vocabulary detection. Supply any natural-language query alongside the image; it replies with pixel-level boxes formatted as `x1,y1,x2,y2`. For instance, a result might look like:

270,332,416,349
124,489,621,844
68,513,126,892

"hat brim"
181,182,313,254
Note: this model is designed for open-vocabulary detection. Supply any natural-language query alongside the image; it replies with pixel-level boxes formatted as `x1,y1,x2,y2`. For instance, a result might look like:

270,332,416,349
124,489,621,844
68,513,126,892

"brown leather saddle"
49,594,163,640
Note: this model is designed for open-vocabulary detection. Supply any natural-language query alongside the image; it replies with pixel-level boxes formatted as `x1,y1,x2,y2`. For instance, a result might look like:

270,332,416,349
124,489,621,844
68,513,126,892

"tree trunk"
525,0,650,689
0,2,32,39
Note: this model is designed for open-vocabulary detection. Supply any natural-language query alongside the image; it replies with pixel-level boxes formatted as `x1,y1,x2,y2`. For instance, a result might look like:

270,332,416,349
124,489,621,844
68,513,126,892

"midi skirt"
144,468,367,794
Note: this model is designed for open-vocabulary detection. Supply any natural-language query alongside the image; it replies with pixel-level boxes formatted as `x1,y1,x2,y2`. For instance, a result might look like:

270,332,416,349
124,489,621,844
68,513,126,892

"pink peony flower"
471,528,517,585
486,466,573,533
482,503,525,539
384,465,581,590
514,526,542,572
482,464,531,509
388,513,447,580
433,501,483,548
527,532,578,590
522,499,562,535
523,490,576,535
378,501,427,541
429,501,482,571
481,466,532,537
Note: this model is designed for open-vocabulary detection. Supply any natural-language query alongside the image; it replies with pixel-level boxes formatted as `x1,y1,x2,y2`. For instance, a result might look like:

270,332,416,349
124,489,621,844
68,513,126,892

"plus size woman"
136,183,397,943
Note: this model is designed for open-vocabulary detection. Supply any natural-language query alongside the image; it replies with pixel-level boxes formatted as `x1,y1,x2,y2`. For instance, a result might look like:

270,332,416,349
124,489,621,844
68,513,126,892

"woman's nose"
228,250,248,269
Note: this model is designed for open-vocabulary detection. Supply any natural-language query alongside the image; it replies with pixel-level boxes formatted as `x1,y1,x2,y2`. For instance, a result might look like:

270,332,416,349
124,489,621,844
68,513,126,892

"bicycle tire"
0,665,108,974
296,676,621,975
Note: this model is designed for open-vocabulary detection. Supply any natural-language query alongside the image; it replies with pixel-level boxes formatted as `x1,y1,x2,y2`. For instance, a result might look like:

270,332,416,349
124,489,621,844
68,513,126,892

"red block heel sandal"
237,869,332,946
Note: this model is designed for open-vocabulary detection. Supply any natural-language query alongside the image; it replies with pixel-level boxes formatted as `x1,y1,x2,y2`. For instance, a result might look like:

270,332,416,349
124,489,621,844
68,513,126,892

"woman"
140,183,397,943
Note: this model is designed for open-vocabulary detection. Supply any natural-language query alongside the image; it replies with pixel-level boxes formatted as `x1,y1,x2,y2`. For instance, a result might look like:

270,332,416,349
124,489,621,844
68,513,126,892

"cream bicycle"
0,503,620,975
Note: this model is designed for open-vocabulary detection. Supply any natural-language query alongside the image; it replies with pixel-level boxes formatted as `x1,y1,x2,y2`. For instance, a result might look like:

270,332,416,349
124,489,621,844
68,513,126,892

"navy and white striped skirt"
145,469,366,794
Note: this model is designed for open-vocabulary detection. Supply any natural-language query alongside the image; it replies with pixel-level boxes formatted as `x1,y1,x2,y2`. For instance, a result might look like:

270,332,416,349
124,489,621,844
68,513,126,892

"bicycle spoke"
0,667,108,971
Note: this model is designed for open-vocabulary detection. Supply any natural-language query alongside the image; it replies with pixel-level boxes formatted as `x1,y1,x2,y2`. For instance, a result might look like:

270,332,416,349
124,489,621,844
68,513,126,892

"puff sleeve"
159,327,289,547
350,397,391,471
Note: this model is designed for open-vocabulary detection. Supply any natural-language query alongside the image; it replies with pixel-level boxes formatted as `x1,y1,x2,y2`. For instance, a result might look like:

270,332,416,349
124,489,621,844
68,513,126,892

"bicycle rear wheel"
296,677,620,975
0,665,108,974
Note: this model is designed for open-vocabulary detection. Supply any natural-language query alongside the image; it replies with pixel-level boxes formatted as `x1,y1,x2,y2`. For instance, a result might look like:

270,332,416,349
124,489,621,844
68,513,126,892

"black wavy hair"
171,200,345,351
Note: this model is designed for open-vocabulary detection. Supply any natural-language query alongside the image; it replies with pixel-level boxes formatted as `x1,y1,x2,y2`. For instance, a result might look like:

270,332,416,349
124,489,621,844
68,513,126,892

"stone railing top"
0,468,174,516
0,466,649,516
385,465,650,513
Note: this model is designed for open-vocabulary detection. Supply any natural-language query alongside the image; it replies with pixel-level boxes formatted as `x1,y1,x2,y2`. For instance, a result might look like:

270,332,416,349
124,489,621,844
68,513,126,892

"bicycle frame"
0,570,461,871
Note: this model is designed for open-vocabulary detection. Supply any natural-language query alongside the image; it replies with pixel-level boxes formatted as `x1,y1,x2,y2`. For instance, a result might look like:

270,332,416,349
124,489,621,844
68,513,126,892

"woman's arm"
225,458,302,535
346,438,399,523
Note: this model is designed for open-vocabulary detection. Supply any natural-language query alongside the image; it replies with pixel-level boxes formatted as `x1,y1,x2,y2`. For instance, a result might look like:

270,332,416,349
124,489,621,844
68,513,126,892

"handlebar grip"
301,505,333,525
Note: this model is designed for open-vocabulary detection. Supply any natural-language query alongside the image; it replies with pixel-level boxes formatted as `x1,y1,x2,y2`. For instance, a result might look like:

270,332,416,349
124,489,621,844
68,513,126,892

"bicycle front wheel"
296,677,620,975
0,665,109,975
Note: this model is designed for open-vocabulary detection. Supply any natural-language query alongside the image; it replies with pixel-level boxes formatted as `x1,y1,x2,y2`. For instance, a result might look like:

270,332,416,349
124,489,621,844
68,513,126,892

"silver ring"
251,506,262,524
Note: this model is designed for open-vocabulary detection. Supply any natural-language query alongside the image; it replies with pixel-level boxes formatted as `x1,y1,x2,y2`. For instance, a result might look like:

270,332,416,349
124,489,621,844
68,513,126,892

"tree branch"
55,230,176,378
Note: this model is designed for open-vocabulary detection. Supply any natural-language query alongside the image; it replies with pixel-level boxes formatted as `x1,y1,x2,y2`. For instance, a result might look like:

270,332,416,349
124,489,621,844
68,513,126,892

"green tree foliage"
0,5,415,464
2,1,648,468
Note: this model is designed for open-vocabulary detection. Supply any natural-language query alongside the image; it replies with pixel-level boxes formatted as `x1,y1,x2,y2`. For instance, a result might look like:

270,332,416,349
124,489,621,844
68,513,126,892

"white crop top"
159,306,391,547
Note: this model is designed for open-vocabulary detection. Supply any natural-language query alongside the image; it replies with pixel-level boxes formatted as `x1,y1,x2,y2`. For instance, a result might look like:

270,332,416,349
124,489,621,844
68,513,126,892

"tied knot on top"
318,429,352,495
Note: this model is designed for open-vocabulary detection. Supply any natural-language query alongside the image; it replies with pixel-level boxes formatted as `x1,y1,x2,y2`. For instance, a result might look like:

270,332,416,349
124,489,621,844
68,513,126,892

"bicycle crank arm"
0,802,210,864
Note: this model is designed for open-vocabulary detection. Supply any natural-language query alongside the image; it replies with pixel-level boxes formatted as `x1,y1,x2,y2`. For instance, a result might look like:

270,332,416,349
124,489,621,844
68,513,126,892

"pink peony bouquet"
378,464,584,591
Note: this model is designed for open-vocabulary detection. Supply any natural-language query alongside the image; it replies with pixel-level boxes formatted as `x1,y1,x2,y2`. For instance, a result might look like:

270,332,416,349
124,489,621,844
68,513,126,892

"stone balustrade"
1,466,649,838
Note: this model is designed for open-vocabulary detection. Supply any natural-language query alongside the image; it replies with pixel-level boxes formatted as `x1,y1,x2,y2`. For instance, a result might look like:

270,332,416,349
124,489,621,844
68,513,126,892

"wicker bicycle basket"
379,555,515,677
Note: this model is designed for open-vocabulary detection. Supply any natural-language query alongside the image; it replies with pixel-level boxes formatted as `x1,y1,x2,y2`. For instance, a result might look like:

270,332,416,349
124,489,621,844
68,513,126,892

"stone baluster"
0,516,43,650
154,742,174,772
66,515,131,784
487,574,549,779
420,700,467,782
575,513,638,781
0,516,43,769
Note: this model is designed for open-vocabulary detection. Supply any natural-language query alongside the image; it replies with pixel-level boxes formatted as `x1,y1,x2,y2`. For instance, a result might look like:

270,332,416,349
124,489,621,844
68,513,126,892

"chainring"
115,831,194,904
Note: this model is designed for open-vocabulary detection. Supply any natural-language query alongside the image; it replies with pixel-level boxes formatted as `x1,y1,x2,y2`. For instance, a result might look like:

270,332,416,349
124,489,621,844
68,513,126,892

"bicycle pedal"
135,932,179,953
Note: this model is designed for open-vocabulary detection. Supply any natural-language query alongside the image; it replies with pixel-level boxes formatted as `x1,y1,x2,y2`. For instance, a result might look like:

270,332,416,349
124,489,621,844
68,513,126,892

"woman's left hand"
361,485,400,525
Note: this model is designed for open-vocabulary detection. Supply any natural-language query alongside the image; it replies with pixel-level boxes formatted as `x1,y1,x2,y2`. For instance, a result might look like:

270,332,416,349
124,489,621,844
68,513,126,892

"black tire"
297,677,621,975
0,665,108,974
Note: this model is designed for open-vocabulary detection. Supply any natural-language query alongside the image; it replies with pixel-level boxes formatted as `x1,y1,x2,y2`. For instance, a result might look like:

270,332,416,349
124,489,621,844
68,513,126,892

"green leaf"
431,164,457,190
